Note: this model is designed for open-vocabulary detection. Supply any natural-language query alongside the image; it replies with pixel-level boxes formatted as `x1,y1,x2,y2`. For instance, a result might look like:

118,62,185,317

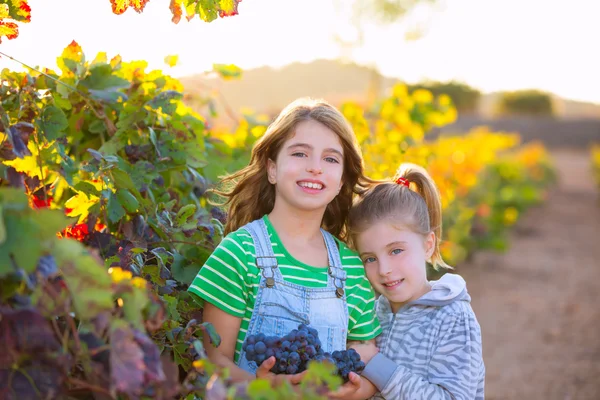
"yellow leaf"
0,4,9,19
108,267,132,282
164,54,179,67
0,21,19,42
110,0,150,15
64,192,99,223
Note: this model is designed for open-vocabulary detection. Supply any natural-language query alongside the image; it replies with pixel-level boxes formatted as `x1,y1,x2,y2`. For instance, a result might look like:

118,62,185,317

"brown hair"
210,97,369,239
348,163,452,270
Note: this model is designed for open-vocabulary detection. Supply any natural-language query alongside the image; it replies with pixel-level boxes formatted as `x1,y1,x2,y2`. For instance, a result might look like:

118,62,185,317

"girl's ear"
267,158,277,184
424,231,436,260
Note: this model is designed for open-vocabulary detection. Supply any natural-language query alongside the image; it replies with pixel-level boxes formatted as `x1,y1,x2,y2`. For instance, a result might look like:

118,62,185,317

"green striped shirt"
188,215,382,363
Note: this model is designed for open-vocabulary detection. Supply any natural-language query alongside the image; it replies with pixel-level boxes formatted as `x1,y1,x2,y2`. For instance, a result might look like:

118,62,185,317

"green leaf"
199,321,221,347
213,63,242,80
184,141,208,168
171,254,202,285
116,190,140,214
0,197,70,276
82,64,130,90
122,286,149,331
54,239,114,320
74,181,101,197
108,192,126,223
162,295,180,321
147,91,182,114
39,105,68,141
176,204,196,226
89,119,106,134
89,89,128,103
197,0,218,22
247,379,276,399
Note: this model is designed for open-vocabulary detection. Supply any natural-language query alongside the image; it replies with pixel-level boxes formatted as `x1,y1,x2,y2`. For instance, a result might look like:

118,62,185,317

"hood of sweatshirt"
378,273,471,314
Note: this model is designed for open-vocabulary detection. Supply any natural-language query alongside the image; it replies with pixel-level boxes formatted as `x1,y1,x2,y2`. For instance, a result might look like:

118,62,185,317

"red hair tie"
395,177,410,187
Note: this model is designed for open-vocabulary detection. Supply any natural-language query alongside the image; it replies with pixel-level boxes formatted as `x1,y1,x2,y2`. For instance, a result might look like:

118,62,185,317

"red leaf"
0,307,62,366
0,21,19,43
110,324,145,394
169,0,182,24
32,194,53,209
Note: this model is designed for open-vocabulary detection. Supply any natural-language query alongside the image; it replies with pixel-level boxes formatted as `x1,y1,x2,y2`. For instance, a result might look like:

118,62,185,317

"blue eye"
363,257,376,264
391,248,403,255
325,157,340,164
292,152,307,158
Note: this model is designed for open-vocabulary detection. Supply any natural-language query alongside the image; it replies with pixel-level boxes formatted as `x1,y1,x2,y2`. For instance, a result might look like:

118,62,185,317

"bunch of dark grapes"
329,348,366,382
242,324,365,382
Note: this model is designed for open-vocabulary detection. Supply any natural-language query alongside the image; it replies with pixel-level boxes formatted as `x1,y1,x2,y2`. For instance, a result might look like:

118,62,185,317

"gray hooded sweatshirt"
362,273,485,399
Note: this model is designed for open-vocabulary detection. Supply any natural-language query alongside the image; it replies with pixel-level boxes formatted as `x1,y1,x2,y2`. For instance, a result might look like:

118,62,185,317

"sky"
1,0,599,104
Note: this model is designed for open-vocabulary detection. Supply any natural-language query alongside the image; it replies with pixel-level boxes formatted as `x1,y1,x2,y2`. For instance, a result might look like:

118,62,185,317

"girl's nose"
378,259,392,277
306,164,323,175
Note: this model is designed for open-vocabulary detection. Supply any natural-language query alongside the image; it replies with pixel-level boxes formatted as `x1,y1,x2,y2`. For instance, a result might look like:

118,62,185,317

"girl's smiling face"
356,220,435,313
267,119,344,213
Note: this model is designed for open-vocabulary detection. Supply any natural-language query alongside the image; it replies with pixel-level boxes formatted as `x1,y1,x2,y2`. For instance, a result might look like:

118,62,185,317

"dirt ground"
457,149,600,400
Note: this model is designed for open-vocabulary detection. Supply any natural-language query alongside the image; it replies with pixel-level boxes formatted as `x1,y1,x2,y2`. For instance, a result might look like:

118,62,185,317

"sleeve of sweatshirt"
362,311,485,400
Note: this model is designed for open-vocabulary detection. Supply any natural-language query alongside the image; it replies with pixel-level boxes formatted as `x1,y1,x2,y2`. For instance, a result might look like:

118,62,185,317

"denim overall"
237,218,349,374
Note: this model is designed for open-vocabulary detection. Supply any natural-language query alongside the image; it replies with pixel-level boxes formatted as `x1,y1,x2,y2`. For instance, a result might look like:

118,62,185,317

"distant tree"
496,90,555,116
408,81,481,114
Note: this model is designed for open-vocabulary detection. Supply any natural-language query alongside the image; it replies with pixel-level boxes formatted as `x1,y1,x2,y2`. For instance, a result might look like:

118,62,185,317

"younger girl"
188,98,381,384
347,163,485,399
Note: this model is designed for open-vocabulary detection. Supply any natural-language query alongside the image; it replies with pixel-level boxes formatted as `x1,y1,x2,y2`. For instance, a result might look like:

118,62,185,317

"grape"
255,341,267,354
242,323,366,381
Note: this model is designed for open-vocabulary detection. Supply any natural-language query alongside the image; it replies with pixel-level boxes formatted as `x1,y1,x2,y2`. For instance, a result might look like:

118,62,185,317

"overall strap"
321,229,347,298
243,219,279,288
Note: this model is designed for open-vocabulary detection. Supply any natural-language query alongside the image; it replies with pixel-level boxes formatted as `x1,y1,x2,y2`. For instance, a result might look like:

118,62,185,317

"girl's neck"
267,202,325,243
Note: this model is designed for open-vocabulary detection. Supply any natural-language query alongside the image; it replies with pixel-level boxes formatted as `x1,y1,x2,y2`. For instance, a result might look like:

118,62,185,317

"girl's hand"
349,342,379,364
327,372,364,399
255,356,307,386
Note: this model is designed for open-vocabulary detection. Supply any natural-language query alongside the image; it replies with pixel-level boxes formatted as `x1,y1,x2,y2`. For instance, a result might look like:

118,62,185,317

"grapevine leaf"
147,90,182,114
73,181,101,197
0,193,69,276
108,191,126,223
122,286,149,331
132,329,166,384
54,239,113,320
110,321,145,395
164,55,179,67
82,64,130,91
0,307,61,363
199,321,221,347
169,0,184,23
218,0,240,17
170,253,202,285
0,21,19,44
213,63,242,80
197,0,218,22
39,105,68,141
110,0,150,15
162,294,180,321
175,204,196,226
116,189,140,213
0,361,66,399
89,88,129,103
5,0,31,22
57,40,84,76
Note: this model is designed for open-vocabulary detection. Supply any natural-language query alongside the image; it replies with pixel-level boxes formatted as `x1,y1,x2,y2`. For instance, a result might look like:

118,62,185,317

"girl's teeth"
300,182,322,189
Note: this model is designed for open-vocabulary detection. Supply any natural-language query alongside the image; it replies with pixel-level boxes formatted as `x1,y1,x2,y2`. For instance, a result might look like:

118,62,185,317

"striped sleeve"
341,248,382,341
187,232,250,318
